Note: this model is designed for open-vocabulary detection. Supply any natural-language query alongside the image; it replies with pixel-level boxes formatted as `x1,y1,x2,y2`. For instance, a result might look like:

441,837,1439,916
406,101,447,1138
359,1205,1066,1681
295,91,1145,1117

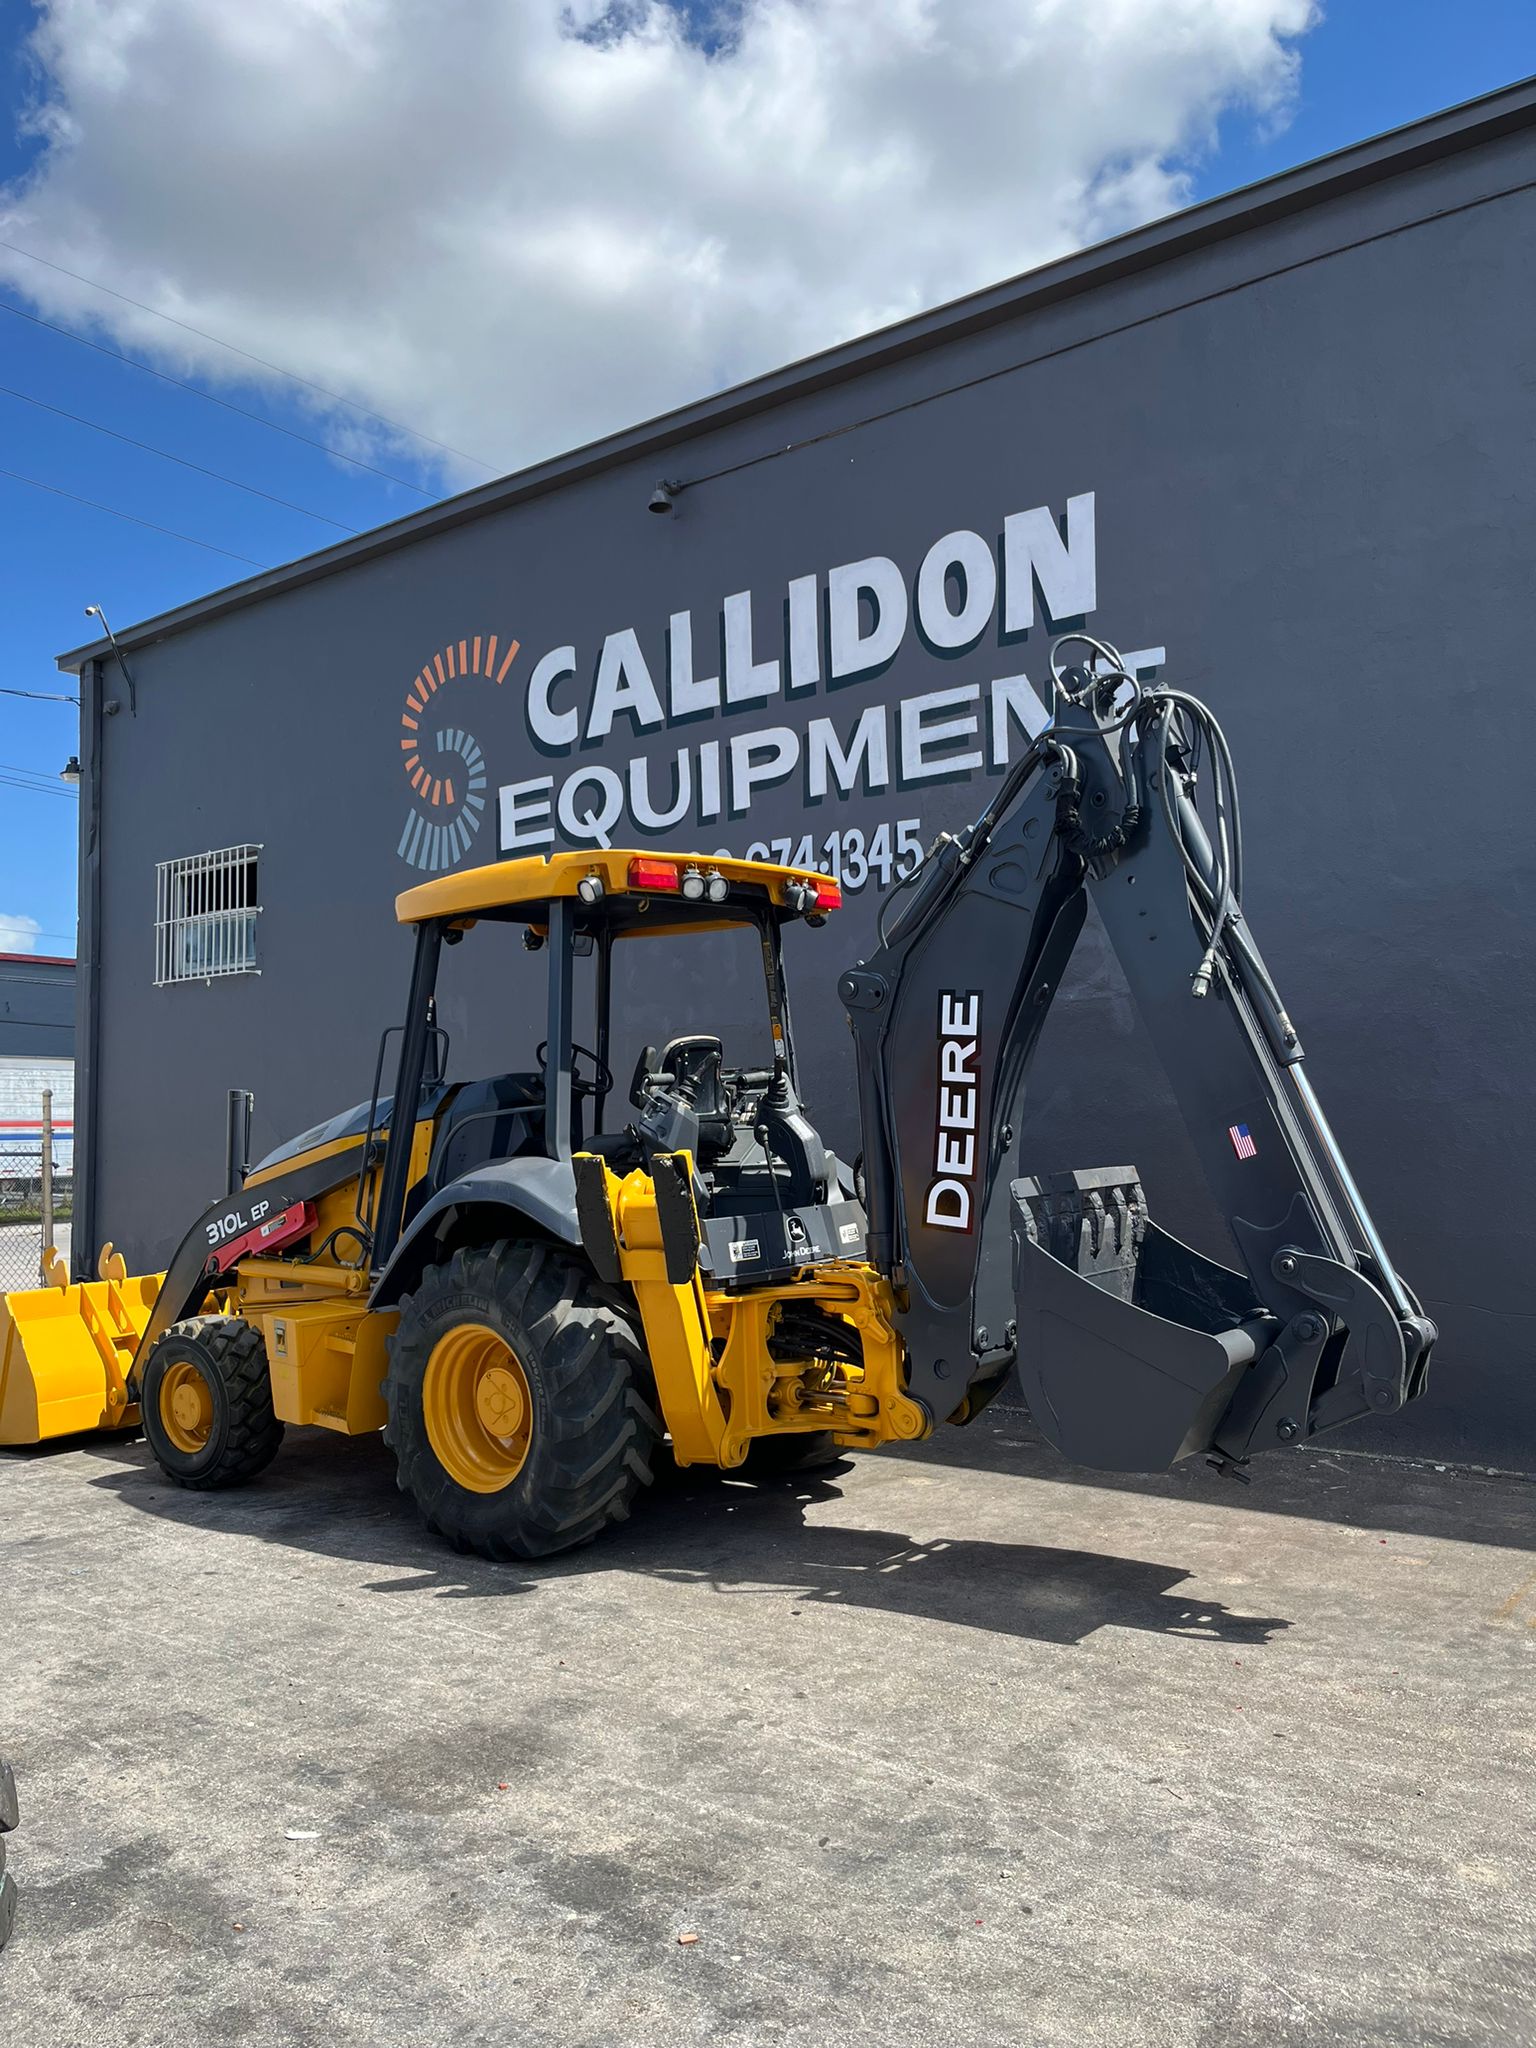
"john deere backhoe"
0,639,1435,1558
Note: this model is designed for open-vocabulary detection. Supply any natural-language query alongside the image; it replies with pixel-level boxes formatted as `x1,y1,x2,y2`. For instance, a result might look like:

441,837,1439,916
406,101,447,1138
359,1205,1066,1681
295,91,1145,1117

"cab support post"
545,897,575,1160
372,918,442,1270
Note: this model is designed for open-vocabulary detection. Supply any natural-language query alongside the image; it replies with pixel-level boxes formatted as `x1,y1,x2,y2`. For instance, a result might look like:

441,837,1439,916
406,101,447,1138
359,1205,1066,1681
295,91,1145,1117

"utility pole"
39,1089,54,1284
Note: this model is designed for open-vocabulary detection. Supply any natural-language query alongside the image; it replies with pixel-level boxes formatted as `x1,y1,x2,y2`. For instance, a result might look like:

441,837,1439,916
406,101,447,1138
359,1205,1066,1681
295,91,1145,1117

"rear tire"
383,1240,660,1561
139,1317,284,1490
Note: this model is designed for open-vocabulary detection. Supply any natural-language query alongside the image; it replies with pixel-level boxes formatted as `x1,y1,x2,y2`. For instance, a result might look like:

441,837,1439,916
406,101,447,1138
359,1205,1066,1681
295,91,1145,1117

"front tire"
139,1317,283,1490
382,1240,659,1561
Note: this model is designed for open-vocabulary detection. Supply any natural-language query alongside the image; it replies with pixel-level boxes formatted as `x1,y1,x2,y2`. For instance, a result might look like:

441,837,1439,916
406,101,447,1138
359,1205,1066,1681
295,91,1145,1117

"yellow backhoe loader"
0,640,1436,1558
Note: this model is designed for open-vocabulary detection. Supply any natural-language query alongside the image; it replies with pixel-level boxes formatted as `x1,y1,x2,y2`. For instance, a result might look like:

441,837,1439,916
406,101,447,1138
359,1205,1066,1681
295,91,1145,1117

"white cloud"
2,0,1317,484
0,913,44,953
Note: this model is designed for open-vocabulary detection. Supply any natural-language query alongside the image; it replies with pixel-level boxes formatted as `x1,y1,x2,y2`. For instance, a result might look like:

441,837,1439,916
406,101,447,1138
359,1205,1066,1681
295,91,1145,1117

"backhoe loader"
0,639,1435,1558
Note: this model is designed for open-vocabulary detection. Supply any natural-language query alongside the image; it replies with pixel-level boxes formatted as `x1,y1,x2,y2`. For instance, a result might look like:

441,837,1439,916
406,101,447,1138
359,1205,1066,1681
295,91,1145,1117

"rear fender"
368,1158,581,1307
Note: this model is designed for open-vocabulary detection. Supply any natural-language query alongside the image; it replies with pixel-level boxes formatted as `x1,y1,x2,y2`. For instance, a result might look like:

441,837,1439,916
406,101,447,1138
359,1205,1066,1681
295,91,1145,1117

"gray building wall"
66,90,1536,1467
0,954,75,1060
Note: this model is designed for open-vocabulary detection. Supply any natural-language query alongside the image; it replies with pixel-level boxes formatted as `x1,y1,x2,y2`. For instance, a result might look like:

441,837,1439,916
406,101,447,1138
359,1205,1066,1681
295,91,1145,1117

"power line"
0,383,360,532
0,301,438,496
0,465,269,567
0,686,78,703
680,175,1536,508
0,760,77,796
0,237,496,472
0,772,76,798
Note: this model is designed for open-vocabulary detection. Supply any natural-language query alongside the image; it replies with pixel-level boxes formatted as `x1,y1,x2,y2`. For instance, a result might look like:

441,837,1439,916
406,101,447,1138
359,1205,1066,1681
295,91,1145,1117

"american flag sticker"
1228,1122,1258,1160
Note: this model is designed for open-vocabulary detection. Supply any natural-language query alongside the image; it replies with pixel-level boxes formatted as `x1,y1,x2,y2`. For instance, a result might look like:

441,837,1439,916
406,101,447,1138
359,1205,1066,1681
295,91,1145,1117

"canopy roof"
394,848,841,927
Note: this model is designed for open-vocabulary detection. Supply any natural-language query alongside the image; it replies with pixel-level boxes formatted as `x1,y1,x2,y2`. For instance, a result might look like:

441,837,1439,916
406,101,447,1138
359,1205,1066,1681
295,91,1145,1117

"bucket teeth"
1010,1168,1266,1473
1015,1167,1145,1301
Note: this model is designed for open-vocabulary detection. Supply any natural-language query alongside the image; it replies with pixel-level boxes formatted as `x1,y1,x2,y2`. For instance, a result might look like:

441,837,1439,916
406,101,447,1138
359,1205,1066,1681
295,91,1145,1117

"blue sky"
1,0,1532,959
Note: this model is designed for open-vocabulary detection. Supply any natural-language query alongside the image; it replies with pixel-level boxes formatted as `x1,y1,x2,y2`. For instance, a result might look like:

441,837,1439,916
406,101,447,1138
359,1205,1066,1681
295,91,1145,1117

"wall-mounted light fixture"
85,604,138,716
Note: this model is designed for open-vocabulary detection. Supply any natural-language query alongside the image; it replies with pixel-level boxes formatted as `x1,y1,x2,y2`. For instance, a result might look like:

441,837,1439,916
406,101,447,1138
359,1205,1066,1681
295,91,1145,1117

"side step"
1010,1168,1274,1472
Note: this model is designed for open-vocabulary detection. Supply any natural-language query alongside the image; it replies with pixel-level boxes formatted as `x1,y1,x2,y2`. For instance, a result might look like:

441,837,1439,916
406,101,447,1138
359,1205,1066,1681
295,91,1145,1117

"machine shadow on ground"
8,1427,1299,1648
922,1397,1536,1554
10,1387,1531,1632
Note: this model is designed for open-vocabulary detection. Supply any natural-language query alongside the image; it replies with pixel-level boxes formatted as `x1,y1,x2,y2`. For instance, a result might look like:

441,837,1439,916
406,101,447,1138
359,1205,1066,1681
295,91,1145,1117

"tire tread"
383,1242,659,1561
141,1317,283,1491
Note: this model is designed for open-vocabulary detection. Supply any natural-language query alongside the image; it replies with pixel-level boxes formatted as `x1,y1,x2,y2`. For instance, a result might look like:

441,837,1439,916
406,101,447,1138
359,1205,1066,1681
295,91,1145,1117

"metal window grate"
155,844,262,986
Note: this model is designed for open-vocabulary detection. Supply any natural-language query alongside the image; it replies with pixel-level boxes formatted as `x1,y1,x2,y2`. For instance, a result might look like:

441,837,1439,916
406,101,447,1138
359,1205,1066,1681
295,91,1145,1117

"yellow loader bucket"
0,1246,163,1446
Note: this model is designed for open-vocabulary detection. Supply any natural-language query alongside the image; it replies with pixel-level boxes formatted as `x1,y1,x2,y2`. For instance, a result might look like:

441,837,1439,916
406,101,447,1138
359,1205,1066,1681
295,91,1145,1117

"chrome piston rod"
1287,1063,1413,1320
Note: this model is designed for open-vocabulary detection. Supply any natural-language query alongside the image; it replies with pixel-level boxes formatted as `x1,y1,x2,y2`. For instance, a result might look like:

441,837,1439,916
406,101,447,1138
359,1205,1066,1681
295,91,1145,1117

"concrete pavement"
1,1411,1532,2046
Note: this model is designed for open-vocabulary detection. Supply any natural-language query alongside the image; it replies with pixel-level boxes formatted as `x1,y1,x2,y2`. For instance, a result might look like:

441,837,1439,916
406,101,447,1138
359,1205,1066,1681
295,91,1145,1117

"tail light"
814,878,842,911
628,857,680,892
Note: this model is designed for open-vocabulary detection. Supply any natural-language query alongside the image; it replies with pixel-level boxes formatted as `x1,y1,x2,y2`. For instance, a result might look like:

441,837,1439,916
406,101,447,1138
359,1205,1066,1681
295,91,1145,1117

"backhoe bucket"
0,1248,161,1445
1010,1169,1271,1472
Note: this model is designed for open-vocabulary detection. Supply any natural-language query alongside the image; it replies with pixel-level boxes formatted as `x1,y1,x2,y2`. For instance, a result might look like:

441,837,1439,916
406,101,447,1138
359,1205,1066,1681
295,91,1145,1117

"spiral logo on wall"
397,632,519,872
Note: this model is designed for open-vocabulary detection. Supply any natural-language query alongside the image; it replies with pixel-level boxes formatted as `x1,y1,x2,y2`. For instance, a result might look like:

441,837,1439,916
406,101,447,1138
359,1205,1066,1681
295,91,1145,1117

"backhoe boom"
840,637,1435,1471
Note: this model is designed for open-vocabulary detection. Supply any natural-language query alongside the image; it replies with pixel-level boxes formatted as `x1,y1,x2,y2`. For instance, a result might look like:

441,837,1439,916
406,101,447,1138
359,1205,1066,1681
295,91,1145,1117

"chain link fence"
0,1091,73,1292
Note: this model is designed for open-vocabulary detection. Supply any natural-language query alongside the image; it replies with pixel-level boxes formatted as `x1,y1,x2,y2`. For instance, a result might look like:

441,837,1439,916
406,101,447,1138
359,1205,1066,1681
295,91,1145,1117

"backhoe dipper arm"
839,638,1435,1472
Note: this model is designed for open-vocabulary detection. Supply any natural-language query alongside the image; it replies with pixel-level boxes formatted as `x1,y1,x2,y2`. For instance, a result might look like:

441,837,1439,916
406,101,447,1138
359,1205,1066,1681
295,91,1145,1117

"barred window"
155,844,262,986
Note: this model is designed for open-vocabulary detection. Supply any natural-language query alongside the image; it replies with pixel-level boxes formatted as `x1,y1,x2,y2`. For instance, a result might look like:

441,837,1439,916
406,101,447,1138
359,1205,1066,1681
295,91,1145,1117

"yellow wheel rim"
423,1324,533,1493
159,1359,215,1455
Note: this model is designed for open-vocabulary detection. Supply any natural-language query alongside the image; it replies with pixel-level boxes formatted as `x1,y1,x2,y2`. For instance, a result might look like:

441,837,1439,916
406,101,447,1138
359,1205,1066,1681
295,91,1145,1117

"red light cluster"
625,856,842,914
627,858,680,891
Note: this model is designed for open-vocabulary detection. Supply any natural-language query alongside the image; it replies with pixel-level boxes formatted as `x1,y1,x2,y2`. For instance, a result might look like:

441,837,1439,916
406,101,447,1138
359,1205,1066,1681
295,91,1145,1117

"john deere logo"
397,632,518,872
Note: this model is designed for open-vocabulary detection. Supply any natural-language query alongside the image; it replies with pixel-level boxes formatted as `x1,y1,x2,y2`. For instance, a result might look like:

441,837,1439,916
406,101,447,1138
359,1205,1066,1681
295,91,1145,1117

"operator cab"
620,1028,866,1285
379,850,863,1287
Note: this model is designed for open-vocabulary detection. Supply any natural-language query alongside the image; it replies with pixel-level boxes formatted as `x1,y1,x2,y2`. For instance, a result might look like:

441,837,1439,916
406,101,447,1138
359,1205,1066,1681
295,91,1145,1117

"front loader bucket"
0,1249,162,1445
1010,1169,1274,1472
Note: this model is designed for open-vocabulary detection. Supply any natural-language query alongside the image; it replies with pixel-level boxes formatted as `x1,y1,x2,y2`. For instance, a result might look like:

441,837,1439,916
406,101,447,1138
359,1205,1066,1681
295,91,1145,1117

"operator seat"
623,1035,736,1167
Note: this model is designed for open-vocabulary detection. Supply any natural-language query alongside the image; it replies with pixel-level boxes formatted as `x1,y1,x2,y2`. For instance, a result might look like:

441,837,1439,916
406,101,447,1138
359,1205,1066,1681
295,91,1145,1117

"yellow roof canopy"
394,848,842,925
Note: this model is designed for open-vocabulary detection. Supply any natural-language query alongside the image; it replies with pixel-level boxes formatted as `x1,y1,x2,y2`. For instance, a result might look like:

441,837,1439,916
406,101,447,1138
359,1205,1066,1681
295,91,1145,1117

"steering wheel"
534,1040,615,1100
